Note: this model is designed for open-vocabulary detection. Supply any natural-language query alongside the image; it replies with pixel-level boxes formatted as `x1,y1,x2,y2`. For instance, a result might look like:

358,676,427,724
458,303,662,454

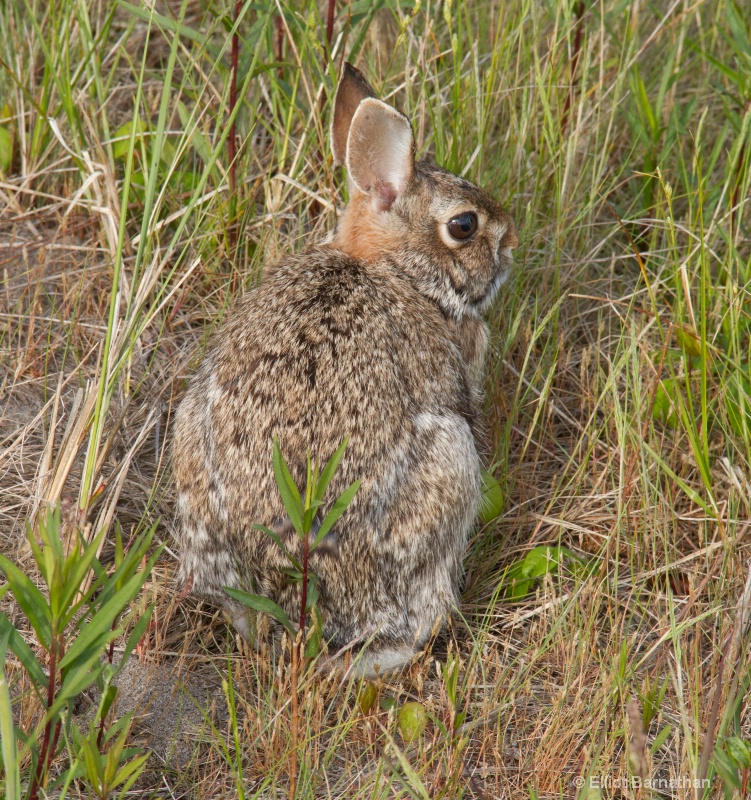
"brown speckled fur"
172,64,518,675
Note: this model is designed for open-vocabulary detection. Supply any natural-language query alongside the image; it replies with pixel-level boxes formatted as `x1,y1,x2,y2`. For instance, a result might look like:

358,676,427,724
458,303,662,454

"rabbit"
172,62,519,676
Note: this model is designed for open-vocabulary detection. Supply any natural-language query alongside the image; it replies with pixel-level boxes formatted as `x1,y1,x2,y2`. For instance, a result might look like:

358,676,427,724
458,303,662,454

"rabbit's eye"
447,212,478,241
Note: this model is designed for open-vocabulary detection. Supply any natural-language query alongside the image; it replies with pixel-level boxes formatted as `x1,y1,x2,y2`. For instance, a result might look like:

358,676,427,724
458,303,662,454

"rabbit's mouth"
475,240,516,311
474,264,511,312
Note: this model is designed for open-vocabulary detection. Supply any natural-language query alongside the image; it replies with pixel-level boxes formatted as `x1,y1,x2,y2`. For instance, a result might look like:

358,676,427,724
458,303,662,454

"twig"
561,1,586,135
325,0,336,60
228,0,241,277
30,633,65,799
695,562,751,798
289,637,299,799
228,0,240,198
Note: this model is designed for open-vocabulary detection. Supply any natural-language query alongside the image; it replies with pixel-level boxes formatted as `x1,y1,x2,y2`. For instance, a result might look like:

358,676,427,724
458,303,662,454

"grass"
0,0,750,797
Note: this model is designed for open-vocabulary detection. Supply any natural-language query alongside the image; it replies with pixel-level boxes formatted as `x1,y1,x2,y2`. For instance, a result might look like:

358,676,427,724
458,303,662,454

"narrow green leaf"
93,534,160,612
98,684,119,727
694,43,740,83
0,126,12,173
302,505,318,533
79,728,104,785
315,437,350,503
48,657,108,720
116,1,207,44
60,570,146,670
176,100,213,167
305,451,313,510
642,441,715,517
59,525,109,624
224,587,295,634
273,437,301,503
713,747,741,789
376,723,432,800
272,438,303,534
0,612,46,689
725,1,751,58
252,524,302,571
725,737,751,769
0,631,22,800
104,722,129,785
649,724,673,756
113,751,150,794
313,480,360,548
305,575,319,613
0,553,52,647
114,606,154,677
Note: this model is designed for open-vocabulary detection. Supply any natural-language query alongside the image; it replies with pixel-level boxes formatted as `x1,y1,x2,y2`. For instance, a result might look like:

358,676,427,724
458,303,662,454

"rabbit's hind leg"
175,502,251,630
340,410,481,674
389,411,481,642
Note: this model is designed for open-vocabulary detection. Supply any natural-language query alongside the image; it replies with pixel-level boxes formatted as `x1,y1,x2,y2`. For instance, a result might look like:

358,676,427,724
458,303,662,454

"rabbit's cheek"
441,255,470,306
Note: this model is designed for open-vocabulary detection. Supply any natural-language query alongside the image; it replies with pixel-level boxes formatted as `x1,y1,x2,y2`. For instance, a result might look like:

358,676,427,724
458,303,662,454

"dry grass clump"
1,0,750,797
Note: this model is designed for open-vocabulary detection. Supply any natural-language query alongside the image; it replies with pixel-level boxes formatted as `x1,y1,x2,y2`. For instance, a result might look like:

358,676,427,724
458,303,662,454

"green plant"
0,508,160,798
71,711,149,800
503,545,593,601
226,435,360,652
479,468,505,524
225,435,360,796
397,702,428,743
713,736,751,799
0,103,12,173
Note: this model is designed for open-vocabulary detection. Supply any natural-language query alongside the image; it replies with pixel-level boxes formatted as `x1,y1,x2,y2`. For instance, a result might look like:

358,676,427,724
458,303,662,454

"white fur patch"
347,645,418,677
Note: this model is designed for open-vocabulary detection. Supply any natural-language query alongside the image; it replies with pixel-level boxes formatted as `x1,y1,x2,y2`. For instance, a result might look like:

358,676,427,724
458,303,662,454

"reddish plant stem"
96,620,119,749
325,0,336,58
561,0,586,135
228,0,241,282
299,532,309,632
276,13,284,69
228,0,240,199
308,0,337,223
30,633,60,800
289,640,299,798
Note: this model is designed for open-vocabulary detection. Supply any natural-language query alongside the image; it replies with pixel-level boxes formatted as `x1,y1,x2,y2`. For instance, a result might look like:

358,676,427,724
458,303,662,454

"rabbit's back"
173,247,481,649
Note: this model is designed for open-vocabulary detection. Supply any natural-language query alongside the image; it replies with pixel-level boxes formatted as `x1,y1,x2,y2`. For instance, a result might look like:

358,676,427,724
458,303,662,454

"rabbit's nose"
503,221,520,251
497,235,516,263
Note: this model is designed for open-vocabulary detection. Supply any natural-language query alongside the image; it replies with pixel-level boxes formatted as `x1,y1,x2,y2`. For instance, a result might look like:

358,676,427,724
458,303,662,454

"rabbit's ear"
346,98,414,212
331,62,377,167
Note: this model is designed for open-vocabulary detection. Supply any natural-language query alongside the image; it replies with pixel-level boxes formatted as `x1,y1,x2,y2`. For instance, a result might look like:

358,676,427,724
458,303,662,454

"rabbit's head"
330,63,519,321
